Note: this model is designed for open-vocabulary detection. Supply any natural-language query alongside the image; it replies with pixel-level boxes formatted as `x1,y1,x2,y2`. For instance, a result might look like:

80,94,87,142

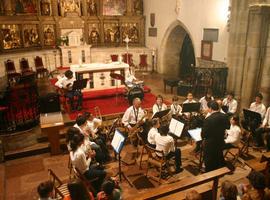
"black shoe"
175,168,184,174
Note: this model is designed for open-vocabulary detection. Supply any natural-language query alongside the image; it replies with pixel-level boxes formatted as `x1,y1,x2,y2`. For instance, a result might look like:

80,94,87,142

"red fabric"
57,66,70,70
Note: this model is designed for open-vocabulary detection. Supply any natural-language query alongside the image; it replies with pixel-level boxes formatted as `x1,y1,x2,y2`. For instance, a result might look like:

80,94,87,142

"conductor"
202,101,230,172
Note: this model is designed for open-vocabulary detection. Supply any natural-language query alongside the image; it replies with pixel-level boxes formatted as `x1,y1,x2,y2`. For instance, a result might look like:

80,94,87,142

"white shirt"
122,106,145,128
125,71,137,87
86,118,102,134
70,146,91,174
152,103,167,115
147,127,159,145
55,76,75,90
225,124,241,146
199,96,214,111
170,103,182,115
250,102,266,118
73,124,95,148
222,98,237,114
155,134,175,156
183,99,196,104
263,107,270,127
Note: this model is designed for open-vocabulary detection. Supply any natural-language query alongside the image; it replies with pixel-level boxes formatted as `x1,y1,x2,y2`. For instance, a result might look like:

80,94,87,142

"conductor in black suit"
202,100,230,172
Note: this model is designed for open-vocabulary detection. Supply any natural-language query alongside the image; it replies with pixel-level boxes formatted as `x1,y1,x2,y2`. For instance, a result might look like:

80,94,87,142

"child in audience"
37,180,55,200
64,180,94,200
185,190,201,200
97,178,122,200
220,180,239,200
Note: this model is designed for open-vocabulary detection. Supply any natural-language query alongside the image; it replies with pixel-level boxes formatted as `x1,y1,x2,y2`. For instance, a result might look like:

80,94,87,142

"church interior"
1,0,270,199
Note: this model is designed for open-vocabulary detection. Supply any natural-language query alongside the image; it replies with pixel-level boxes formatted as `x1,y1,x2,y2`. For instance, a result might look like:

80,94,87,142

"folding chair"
48,169,69,199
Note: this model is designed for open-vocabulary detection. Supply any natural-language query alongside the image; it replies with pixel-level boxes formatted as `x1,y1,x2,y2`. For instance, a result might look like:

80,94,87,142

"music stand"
72,79,88,91
111,129,133,187
243,109,262,131
182,103,201,113
152,109,171,119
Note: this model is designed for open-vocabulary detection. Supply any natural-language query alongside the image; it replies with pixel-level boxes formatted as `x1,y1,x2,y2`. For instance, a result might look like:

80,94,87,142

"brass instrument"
128,110,148,139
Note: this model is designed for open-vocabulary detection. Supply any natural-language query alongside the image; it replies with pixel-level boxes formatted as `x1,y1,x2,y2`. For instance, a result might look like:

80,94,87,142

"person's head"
76,115,87,127
156,95,164,105
185,190,202,200
205,90,213,101
172,96,179,104
227,92,234,101
66,127,81,143
83,111,93,121
255,93,263,104
37,181,54,199
207,100,219,112
101,178,116,197
187,92,193,101
247,170,266,190
230,115,240,126
68,180,91,200
221,180,238,200
70,132,84,152
65,70,73,79
133,97,141,109
159,125,169,136
151,118,160,128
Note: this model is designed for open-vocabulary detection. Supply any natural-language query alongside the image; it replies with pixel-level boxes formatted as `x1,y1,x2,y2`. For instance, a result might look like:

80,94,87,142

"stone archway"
159,20,195,77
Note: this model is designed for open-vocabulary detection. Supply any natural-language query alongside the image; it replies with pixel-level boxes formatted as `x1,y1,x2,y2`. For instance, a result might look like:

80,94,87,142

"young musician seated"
69,133,106,192
224,115,241,149
222,92,237,115
152,95,168,115
255,106,270,150
147,118,160,148
155,125,183,174
170,96,182,118
199,90,214,114
249,93,266,119
125,67,143,88
183,92,196,104
55,70,82,111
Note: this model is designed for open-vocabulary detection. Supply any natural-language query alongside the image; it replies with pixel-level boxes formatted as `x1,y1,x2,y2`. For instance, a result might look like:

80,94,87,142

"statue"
88,0,97,16
89,26,100,44
40,0,51,16
61,0,81,16
44,26,55,46
133,0,143,15
114,26,120,44
129,24,139,43
175,0,180,15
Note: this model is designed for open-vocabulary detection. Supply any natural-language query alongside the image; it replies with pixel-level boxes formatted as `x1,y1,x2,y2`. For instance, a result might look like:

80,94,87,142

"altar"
70,62,129,91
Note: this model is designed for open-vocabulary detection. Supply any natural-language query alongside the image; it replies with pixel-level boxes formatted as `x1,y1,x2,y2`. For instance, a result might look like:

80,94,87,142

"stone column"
4,0,13,15
126,0,133,16
81,0,88,16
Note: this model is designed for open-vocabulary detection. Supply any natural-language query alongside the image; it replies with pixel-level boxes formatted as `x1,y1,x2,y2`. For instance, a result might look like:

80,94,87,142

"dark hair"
247,170,266,190
68,180,91,200
151,118,159,126
230,115,240,126
76,115,87,126
221,180,238,200
37,181,53,198
255,92,263,100
227,92,234,97
156,95,163,101
159,125,169,136
66,127,81,143
172,96,179,102
70,133,84,152
102,179,115,197
207,100,219,111
185,189,202,200
65,70,73,79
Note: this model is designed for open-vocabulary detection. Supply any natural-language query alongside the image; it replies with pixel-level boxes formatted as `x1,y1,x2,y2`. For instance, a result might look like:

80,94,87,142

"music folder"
182,103,201,113
188,128,202,142
72,79,88,90
111,129,125,154
169,118,185,137
243,109,262,123
152,109,171,119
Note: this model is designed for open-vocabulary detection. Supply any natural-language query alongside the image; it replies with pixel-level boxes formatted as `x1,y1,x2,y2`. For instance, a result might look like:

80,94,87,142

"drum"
128,86,144,105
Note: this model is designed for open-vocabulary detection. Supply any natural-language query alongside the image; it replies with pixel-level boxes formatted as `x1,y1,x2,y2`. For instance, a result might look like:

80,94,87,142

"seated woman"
70,133,106,192
224,115,241,149
152,95,168,115
147,118,160,148
64,180,94,200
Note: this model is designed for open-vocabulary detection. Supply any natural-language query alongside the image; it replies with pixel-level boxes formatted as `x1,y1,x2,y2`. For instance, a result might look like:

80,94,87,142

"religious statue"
40,0,51,16
23,26,40,47
129,24,139,43
133,0,143,15
60,0,81,16
87,0,97,16
44,26,55,46
89,26,100,44
175,0,180,15
1,25,21,49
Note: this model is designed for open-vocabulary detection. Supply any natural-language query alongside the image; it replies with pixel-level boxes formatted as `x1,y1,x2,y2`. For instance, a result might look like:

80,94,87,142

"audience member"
220,180,239,200
97,178,122,200
185,189,201,200
37,180,55,200
64,180,94,200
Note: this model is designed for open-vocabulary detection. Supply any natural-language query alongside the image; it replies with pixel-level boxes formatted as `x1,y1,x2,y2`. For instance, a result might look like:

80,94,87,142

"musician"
202,100,230,172
183,92,196,104
152,95,167,115
170,96,182,118
55,70,82,111
147,118,160,148
155,125,183,174
125,67,138,88
249,93,266,119
199,90,214,114
222,92,237,115
224,115,241,149
254,106,270,150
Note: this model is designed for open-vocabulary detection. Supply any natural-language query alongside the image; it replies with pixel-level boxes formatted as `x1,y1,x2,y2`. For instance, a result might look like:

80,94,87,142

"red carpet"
68,93,157,120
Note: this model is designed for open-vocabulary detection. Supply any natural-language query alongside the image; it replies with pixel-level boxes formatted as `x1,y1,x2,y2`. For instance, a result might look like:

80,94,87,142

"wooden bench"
129,167,230,200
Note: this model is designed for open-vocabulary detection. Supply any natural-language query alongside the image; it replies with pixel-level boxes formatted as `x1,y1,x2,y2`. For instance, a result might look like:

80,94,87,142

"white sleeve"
231,100,238,113
55,78,64,88
152,104,158,114
122,108,131,127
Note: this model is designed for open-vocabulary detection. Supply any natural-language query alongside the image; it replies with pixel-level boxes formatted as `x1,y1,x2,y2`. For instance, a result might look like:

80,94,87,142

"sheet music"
188,128,202,142
111,130,125,154
169,118,184,137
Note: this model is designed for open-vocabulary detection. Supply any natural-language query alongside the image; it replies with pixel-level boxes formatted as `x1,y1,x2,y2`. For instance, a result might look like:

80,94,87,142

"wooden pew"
129,167,230,200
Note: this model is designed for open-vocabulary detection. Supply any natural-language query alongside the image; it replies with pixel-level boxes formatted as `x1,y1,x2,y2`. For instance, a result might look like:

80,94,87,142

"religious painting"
40,0,51,16
133,0,143,15
23,24,40,47
104,23,120,44
201,40,213,60
14,0,37,14
0,24,22,50
103,0,126,16
89,23,100,45
43,25,55,46
87,0,98,16
122,23,139,43
59,0,81,16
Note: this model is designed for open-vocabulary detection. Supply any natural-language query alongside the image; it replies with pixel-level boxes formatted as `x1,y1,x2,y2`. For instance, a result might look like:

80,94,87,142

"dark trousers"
204,144,225,172
255,127,270,150
166,148,182,171
223,143,235,150
65,90,82,109
84,164,106,192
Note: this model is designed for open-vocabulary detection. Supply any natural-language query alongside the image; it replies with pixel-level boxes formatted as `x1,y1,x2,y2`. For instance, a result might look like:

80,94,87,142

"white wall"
144,0,230,72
